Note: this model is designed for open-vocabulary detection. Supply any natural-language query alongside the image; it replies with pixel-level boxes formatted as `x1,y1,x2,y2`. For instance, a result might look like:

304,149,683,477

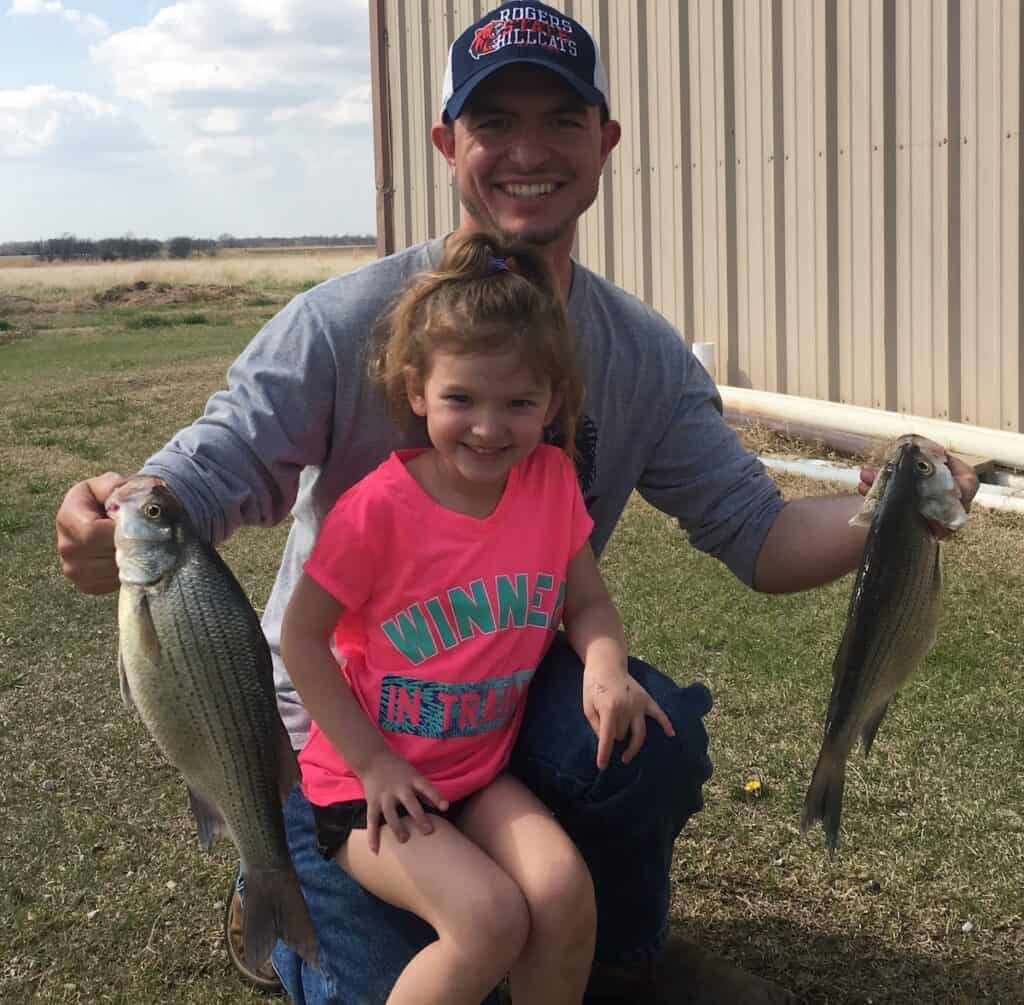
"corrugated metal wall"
372,0,1024,434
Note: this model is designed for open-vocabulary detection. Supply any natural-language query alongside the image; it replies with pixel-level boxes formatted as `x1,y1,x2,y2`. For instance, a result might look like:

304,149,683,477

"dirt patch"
0,293,40,316
90,281,254,308
732,419,883,467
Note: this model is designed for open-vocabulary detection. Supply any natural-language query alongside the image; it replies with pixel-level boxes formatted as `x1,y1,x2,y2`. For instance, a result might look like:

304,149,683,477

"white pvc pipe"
760,455,1024,514
692,342,717,381
721,385,1024,470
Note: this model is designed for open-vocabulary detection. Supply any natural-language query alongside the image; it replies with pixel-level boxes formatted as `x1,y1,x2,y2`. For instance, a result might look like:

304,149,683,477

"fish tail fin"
801,745,847,853
242,866,319,970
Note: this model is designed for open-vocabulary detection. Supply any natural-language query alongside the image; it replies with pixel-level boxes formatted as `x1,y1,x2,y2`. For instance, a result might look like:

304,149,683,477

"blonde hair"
370,233,584,455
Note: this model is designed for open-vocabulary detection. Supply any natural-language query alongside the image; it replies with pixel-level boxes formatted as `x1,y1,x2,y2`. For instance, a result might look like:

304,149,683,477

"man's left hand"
858,439,979,539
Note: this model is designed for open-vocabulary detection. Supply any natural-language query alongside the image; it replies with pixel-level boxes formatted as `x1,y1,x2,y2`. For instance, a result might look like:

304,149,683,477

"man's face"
433,65,620,250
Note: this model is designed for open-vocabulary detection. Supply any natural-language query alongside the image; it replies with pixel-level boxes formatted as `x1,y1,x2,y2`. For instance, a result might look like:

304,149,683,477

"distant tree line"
0,232,375,262
213,234,375,249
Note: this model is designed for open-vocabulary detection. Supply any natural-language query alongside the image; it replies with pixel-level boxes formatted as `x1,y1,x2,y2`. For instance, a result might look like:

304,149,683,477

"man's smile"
496,182,560,198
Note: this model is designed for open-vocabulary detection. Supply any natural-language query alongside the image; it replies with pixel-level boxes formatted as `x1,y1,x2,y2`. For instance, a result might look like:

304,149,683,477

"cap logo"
468,7,578,61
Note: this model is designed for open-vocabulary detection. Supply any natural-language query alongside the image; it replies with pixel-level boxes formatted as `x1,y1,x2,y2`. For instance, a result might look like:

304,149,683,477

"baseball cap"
440,2,610,122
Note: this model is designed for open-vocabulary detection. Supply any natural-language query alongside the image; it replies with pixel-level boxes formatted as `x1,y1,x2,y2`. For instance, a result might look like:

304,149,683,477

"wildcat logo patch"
468,8,578,60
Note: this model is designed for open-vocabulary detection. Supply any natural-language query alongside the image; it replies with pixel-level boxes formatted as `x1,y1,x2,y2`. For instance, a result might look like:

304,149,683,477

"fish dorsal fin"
187,786,228,852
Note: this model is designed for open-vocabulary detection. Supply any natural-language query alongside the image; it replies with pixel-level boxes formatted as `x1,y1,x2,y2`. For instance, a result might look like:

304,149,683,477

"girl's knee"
523,845,596,947
446,873,530,967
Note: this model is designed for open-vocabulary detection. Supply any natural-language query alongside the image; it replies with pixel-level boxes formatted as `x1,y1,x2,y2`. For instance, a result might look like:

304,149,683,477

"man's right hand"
55,472,129,594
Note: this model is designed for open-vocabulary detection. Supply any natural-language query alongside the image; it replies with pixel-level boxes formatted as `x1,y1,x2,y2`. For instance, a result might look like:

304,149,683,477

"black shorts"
312,797,470,861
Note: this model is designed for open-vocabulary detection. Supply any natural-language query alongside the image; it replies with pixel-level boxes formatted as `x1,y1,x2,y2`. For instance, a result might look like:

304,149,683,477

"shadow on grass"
691,916,1020,1005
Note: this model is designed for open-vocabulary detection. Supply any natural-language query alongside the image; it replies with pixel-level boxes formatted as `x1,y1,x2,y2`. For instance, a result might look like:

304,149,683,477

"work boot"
223,880,285,994
584,933,795,1004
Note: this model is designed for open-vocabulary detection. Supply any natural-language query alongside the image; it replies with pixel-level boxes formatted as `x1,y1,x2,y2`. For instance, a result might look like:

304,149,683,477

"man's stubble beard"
457,183,599,249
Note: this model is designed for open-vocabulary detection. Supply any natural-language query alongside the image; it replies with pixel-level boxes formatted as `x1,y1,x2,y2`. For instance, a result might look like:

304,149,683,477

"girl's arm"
281,573,447,851
562,543,675,769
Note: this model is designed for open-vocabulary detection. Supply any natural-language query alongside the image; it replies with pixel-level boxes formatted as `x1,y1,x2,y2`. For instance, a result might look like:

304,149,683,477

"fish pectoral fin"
117,650,135,711
134,592,162,660
848,503,875,528
860,702,890,758
849,470,886,527
186,786,228,852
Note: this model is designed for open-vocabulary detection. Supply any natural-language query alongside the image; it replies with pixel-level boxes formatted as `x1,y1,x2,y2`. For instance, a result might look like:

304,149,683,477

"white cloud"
184,134,262,164
91,0,370,113
7,0,109,36
268,84,372,128
199,106,245,134
83,1,374,221
0,85,144,158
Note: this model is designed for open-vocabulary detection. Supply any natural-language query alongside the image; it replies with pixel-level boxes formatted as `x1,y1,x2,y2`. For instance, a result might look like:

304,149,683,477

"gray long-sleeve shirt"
142,239,784,747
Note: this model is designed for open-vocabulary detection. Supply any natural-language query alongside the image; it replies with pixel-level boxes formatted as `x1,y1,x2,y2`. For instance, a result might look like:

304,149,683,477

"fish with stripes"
801,435,968,852
106,476,318,969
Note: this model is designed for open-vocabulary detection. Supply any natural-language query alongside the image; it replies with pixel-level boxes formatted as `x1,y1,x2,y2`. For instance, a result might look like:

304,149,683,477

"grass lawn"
1,257,1021,1004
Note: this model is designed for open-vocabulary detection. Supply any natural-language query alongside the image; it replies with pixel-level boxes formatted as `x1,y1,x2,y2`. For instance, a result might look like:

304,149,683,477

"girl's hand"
359,750,449,853
583,664,675,769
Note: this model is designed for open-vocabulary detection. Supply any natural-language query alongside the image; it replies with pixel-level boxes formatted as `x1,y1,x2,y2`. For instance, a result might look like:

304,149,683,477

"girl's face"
406,348,562,496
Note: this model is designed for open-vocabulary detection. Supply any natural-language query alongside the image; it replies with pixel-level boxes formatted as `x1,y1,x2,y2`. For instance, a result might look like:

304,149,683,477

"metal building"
369,1,1023,434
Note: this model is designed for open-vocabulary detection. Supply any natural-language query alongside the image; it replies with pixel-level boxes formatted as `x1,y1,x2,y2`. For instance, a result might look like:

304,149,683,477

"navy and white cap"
441,2,610,122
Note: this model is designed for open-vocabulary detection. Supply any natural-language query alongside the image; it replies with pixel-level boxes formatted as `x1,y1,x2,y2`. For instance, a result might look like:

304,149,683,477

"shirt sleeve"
636,338,784,587
140,294,338,546
303,491,377,610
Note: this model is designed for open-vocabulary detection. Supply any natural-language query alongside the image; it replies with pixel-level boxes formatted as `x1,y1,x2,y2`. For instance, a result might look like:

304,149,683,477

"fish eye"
915,459,934,475
144,503,163,520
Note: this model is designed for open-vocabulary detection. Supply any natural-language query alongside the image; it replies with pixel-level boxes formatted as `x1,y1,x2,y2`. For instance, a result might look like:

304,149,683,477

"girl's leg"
337,814,529,1005
458,775,597,1005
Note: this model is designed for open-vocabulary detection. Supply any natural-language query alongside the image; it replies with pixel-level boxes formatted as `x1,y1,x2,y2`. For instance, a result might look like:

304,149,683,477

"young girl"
281,233,674,1005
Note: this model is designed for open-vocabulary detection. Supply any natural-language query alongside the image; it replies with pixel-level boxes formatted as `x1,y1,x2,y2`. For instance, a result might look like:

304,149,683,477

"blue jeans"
272,635,714,1005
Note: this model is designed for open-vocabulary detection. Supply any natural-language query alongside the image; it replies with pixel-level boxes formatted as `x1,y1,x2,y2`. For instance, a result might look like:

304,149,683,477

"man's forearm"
752,495,867,594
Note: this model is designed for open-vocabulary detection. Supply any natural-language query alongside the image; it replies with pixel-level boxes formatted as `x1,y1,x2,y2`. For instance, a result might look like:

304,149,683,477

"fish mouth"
112,532,178,587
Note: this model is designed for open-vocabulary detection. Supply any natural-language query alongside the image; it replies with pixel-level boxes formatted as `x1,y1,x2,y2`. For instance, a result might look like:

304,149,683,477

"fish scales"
827,516,939,741
148,547,286,859
108,476,318,968
801,435,966,851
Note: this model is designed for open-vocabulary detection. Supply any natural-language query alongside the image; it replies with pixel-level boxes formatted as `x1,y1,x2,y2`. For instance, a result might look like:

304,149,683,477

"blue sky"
0,1,377,241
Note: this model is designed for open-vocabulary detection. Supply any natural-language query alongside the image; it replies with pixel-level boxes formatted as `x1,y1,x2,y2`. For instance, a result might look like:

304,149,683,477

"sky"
0,0,378,241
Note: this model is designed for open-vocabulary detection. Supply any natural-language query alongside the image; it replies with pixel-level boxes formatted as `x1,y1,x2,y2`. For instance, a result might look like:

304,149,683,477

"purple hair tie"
487,256,509,274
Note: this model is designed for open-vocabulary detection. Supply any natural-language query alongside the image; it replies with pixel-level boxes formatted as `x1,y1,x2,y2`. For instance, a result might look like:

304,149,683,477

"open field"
1,258,1022,1004
0,246,377,294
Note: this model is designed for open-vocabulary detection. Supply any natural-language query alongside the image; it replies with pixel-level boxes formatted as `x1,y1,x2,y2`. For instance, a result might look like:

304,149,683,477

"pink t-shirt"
298,445,594,808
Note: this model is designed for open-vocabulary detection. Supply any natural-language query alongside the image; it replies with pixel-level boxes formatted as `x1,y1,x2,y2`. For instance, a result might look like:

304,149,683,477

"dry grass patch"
0,248,376,295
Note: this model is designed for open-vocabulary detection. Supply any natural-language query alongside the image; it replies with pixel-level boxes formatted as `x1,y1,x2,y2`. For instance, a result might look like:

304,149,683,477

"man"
56,3,977,1003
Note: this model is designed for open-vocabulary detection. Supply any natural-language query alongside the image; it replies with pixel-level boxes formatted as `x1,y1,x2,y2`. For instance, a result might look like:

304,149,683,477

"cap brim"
444,58,606,122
